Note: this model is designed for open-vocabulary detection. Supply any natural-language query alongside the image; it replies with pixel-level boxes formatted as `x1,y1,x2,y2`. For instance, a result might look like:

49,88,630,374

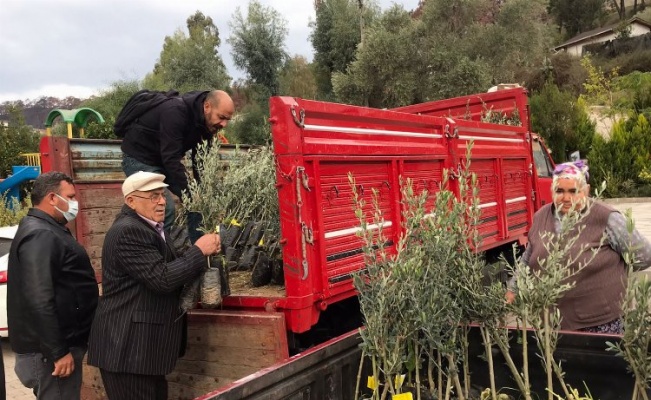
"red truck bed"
226,89,537,333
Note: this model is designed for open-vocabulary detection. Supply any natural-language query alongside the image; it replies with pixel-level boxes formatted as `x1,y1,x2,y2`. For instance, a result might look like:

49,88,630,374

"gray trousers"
14,347,86,400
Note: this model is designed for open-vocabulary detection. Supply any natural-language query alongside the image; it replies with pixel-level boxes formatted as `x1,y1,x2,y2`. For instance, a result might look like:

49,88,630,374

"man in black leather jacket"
120,89,234,242
8,171,99,399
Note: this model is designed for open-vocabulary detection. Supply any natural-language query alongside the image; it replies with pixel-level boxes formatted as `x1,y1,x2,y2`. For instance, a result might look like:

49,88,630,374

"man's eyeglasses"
131,193,165,203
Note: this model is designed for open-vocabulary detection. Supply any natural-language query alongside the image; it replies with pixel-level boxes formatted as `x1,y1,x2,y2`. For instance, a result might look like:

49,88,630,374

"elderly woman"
508,161,651,334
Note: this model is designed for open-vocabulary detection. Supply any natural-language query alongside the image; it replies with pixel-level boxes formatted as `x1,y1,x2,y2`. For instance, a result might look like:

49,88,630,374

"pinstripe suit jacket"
87,205,206,375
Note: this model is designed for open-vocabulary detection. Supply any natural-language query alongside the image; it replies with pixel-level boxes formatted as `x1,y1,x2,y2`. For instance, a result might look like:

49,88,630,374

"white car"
0,225,18,337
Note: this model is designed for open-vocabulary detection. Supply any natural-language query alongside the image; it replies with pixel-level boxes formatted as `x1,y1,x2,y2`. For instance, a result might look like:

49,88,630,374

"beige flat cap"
122,171,168,197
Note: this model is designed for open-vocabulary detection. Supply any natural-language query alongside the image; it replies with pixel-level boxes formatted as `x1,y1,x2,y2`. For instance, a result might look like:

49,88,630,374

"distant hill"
0,96,85,129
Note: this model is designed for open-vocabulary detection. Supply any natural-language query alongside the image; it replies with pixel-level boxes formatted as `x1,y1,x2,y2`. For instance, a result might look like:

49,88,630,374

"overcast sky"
0,0,420,102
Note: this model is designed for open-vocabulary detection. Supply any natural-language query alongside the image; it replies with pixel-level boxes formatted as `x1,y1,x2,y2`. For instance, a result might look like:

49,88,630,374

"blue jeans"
14,347,86,400
122,154,203,243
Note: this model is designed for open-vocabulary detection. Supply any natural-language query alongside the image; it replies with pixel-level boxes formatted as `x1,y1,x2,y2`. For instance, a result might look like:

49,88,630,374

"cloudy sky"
0,0,420,102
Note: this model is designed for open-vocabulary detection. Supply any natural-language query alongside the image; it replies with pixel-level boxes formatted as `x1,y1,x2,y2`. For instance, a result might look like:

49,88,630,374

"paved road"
2,200,651,399
606,199,651,280
606,198,651,236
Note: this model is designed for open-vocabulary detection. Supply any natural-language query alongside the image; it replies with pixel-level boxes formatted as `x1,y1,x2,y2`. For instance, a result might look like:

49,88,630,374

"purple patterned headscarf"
552,161,589,190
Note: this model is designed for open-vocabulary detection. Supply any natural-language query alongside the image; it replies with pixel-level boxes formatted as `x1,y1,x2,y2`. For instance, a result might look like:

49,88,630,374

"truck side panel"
391,87,530,131
266,96,451,332
81,310,288,400
40,137,124,282
392,87,555,214
170,311,288,399
197,330,363,400
267,95,534,333
449,119,534,249
202,328,639,400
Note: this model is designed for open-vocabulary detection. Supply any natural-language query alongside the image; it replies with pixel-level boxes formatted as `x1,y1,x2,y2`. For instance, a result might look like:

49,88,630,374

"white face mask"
55,194,79,222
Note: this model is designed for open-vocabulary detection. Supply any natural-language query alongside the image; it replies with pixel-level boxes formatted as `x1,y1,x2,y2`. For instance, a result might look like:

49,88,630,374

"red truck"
39,87,564,399
262,86,556,335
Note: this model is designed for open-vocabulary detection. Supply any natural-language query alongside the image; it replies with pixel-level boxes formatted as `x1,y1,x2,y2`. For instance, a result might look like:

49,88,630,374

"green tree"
227,91,271,145
548,0,605,38
310,0,376,99
221,82,270,145
0,193,30,226
332,5,422,107
626,114,651,179
419,0,490,35
332,0,496,106
419,51,491,102
613,71,651,117
587,134,612,191
581,69,651,197
0,105,41,177
581,55,619,107
569,97,598,157
278,56,318,99
588,115,651,196
80,80,142,139
610,0,626,19
526,52,588,96
530,82,596,161
465,0,558,84
228,0,288,96
334,0,560,107
416,0,495,100
147,11,231,92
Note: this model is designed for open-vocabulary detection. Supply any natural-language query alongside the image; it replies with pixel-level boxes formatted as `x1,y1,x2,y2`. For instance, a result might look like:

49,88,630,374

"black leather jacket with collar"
7,208,99,361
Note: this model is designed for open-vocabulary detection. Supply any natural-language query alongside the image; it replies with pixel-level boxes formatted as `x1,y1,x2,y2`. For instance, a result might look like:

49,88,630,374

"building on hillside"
553,17,651,56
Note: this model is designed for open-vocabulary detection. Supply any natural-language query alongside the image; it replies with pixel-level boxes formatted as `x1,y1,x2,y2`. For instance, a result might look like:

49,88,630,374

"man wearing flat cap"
87,171,221,399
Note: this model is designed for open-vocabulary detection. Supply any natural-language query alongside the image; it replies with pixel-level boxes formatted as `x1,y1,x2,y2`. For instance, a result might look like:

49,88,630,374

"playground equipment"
1,108,104,208
45,107,104,138
0,155,40,209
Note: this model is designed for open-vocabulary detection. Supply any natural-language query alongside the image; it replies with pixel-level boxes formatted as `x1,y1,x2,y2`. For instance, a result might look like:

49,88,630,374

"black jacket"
120,90,212,198
87,205,206,375
8,209,99,360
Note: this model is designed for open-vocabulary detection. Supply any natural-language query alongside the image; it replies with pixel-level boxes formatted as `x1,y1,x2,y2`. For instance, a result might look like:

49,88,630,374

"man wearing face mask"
119,89,235,242
7,171,99,399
